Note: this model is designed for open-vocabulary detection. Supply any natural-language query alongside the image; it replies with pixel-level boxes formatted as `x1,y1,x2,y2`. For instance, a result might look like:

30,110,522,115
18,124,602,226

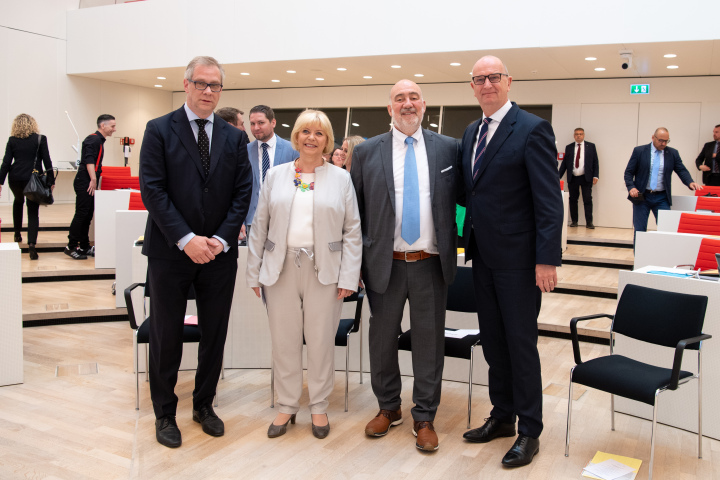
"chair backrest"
695,186,720,197
695,237,720,271
695,196,720,213
677,213,720,235
560,179,564,190
128,191,146,210
101,166,131,177
100,175,140,190
447,266,476,313
613,284,708,350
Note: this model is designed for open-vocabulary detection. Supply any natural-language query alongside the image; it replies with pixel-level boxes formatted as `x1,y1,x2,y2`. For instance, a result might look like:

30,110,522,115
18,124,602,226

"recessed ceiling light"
391,65,401,69
157,76,166,80
584,57,597,61
450,63,461,66
594,67,606,72
667,65,679,69
281,124,290,128
352,123,359,127
316,77,324,81
363,76,372,79
154,84,163,88
429,123,438,127
337,67,347,71
414,74,424,77
271,79,280,82
664,54,677,58
240,72,250,76
286,70,296,73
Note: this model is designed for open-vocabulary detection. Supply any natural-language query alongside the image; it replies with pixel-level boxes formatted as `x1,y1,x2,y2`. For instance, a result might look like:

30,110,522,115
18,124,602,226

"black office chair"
270,289,365,412
565,284,711,480
125,280,223,411
398,266,480,428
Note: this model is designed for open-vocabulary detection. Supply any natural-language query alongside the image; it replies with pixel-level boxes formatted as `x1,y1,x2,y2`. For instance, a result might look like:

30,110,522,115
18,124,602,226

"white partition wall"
634,231,705,270
0,243,23,386
94,190,132,269
115,210,149,308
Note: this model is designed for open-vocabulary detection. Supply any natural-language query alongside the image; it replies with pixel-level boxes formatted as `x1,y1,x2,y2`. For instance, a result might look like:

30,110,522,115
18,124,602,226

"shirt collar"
651,142,663,156
483,99,512,124
261,133,277,148
184,103,214,124
94,130,107,143
392,125,423,144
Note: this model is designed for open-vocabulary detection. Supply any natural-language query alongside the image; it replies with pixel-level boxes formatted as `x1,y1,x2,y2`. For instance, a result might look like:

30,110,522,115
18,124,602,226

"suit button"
204,188,209,193
472,191,476,196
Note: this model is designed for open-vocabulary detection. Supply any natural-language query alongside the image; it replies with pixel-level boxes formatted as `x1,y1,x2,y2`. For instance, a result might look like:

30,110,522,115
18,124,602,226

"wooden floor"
1,322,718,479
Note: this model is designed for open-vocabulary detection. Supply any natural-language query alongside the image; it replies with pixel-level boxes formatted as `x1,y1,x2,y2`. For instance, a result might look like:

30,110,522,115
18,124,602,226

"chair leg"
345,333,350,412
649,391,660,480
134,333,139,411
610,394,615,431
468,346,475,429
565,367,575,457
270,361,275,408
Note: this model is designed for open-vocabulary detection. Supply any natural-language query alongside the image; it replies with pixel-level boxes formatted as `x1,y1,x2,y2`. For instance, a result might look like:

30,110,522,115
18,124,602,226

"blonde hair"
11,114,39,139
343,135,365,170
290,109,334,155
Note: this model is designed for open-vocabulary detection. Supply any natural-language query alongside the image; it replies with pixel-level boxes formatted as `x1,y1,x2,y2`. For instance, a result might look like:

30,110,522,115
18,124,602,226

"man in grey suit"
241,105,299,240
351,79,460,452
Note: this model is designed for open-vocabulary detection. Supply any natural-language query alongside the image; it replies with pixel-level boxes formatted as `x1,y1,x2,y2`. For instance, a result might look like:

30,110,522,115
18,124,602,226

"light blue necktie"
650,149,661,191
401,136,420,245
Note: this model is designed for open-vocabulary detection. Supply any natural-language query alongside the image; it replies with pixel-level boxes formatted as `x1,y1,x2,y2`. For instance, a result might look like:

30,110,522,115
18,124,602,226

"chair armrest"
570,314,614,365
673,264,694,270
124,282,145,330
669,333,712,390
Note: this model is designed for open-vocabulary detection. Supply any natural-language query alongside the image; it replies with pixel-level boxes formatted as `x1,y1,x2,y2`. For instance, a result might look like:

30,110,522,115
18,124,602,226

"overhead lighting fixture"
584,57,597,61
594,67,606,72
429,123,438,127
450,63,461,66
352,123,359,127
667,65,679,69
337,67,347,71
316,77,324,81
154,84,163,88
414,74,424,77
271,79,280,82
282,124,290,128
157,76,166,80
363,76,372,79
286,70,296,73
391,65,401,69
240,72,250,76
664,54,677,58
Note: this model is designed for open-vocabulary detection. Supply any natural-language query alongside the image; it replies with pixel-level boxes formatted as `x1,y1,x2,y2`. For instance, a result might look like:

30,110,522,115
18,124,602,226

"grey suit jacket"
245,135,300,226
246,161,362,290
351,129,461,295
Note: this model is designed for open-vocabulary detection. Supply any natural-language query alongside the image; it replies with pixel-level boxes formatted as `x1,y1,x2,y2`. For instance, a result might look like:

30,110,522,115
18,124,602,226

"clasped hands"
184,235,223,264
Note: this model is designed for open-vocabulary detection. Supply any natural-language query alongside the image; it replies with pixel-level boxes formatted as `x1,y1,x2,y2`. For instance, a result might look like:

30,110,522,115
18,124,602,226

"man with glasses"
459,56,562,467
624,127,701,245
139,56,252,448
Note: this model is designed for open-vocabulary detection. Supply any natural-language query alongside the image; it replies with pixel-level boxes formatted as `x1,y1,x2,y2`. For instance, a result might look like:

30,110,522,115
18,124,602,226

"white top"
287,173,315,248
391,125,437,253
572,141,585,176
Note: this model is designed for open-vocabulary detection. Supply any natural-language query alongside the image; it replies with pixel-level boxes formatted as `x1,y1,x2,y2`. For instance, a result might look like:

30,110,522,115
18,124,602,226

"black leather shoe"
155,416,182,448
193,404,224,437
501,434,539,467
463,417,516,443
569,222,578,227
586,223,595,229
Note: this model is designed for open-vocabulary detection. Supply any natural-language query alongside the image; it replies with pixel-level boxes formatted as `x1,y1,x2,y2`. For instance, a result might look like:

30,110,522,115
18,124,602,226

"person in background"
330,146,346,168
342,135,365,171
695,124,720,186
0,113,55,260
558,127,599,228
246,109,361,440
216,107,245,132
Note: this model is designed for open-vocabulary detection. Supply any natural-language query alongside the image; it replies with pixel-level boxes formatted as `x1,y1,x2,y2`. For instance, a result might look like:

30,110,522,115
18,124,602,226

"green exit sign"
631,84,650,95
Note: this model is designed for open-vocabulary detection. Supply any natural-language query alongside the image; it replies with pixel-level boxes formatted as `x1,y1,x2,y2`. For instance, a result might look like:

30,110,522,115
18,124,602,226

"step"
538,292,616,340
22,278,124,322
555,263,619,296
562,244,634,267
0,203,75,230
1,230,80,249
566,225,634,247
20,251,113,280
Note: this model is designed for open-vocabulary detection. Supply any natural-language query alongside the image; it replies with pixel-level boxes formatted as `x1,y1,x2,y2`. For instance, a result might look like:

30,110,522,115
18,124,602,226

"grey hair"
185,56,225,83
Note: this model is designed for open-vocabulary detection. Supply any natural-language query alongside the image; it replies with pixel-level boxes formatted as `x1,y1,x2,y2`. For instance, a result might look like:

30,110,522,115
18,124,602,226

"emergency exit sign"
630,84,650,95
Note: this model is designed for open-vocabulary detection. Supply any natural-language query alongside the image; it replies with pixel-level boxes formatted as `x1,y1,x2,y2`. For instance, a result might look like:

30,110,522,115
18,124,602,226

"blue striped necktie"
261,143,270,182
472,117,491,180
401,136,420,245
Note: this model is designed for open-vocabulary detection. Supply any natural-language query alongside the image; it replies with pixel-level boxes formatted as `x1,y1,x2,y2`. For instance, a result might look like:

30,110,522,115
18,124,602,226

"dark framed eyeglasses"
471,73,508,85
189,80,223,92
653,136,671,145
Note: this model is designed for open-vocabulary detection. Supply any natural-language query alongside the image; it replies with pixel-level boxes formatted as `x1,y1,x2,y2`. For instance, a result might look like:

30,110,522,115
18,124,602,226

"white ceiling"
72,40,720,92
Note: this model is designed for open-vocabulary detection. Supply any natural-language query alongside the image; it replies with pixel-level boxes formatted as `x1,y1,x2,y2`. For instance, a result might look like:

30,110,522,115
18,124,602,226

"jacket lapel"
380,132,396,214
171,108,205,178
423,129,437,201
473,104,518,186
208,119,227,179
464,119,481,188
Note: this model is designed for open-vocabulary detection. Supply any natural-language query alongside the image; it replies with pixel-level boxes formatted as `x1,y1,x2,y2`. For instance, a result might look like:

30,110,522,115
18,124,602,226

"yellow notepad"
582,451,642,480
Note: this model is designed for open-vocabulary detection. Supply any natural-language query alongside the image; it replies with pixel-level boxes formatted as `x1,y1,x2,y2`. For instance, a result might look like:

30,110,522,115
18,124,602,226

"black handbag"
23,135,55,205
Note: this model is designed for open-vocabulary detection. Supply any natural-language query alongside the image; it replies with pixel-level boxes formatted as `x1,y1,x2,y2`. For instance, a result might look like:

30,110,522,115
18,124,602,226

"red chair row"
100,175,140,190
694,238,720,271
695,196,720,213
695,185,720,196
677,213,720,236
129,192,146,210
101,166,131,177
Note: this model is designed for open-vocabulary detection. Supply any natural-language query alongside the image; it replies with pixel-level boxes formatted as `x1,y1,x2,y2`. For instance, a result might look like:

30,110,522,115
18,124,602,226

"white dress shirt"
472,99,513,162
572,141,585,176
257,133,278,183
391,125,437,253
287,174,315,248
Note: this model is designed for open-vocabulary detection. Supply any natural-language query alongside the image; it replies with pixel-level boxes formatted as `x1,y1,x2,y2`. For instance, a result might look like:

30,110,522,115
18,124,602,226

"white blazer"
246,162,362,291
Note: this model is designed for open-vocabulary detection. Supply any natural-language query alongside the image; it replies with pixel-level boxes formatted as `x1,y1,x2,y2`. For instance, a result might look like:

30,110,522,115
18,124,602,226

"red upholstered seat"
100,175,140,190
677,213,720,235
560,180,564,190
128,192,146,210
696,196,720,213
695,186,720,196
101,166,131,177
694,238,720,271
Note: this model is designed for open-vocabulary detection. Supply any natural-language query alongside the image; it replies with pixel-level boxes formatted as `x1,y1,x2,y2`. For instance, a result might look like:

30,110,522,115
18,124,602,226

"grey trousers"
367,256,447,421
264,248,343,414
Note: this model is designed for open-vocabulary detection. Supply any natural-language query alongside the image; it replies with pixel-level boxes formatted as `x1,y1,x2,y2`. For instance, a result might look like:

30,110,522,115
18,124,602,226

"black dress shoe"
586,223,595,229
193,404,224,436
569,222,578,227
501,434,539,467
463,417,516,443
155,416,182,448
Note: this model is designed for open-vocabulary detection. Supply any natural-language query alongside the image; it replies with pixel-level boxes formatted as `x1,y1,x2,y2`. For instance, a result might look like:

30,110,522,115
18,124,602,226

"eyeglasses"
471,73,508,85
653,136,671,144
189,80,223,92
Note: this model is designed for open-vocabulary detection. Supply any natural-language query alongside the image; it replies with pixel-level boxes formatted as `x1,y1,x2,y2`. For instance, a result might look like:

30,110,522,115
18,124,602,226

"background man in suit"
558,128,599,228
241,105,299,241
215,106,245,132
139,56,252,448
625,127,701,245
352,79,460,452
459,56,563,467
695,124,720,186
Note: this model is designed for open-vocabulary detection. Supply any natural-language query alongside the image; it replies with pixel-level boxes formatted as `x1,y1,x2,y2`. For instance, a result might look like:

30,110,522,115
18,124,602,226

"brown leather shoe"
365,408,403,437
413,420,439,451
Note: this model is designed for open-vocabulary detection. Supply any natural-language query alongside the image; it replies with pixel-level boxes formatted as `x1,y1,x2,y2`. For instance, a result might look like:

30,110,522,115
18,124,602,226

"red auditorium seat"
100,175,140,190
696,196,720,213
695,186,720,196
694,238,720,271
677,213,720,235
128,192,146,210
101,166,131,177
560,180,564,190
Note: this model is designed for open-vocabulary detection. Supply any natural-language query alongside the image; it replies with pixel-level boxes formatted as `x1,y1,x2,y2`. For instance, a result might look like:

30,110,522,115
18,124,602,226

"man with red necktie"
558,128,599,229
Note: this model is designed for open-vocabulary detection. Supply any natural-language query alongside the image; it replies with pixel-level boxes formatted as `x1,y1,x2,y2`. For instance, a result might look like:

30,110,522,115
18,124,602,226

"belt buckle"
405,251,418,262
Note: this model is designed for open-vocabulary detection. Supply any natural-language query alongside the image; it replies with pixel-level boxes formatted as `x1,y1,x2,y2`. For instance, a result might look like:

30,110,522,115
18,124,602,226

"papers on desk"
582,451,641,480
646,270,697,278
444,329,479,339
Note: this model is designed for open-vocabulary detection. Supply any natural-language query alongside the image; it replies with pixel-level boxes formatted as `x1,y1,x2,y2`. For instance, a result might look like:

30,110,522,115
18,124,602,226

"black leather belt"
645,189,665,194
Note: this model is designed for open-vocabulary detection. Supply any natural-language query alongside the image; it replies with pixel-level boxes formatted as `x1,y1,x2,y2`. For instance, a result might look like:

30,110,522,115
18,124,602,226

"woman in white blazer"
246,109,362,439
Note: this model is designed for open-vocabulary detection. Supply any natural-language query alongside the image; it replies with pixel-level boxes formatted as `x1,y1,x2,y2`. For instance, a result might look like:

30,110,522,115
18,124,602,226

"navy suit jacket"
139,106,252,260
695,140,719,185
460,103,563,269
245,135,299,226
558,141,599,182
624,143,694,206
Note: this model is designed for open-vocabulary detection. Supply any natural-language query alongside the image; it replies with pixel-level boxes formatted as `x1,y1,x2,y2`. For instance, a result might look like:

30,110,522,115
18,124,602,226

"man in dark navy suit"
459,55,563,467
558,128,599,228
139,56,252,448
624,127,701,245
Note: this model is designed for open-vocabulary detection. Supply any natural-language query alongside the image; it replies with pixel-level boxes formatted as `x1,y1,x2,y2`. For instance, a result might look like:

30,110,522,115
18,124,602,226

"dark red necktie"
575,143,581,169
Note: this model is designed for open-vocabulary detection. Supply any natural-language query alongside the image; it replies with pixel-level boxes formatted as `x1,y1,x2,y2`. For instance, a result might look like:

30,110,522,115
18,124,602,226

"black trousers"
147,254,238,419
568,175,593,224
68,175,94,249
8,180,40,244
705,173,720,186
